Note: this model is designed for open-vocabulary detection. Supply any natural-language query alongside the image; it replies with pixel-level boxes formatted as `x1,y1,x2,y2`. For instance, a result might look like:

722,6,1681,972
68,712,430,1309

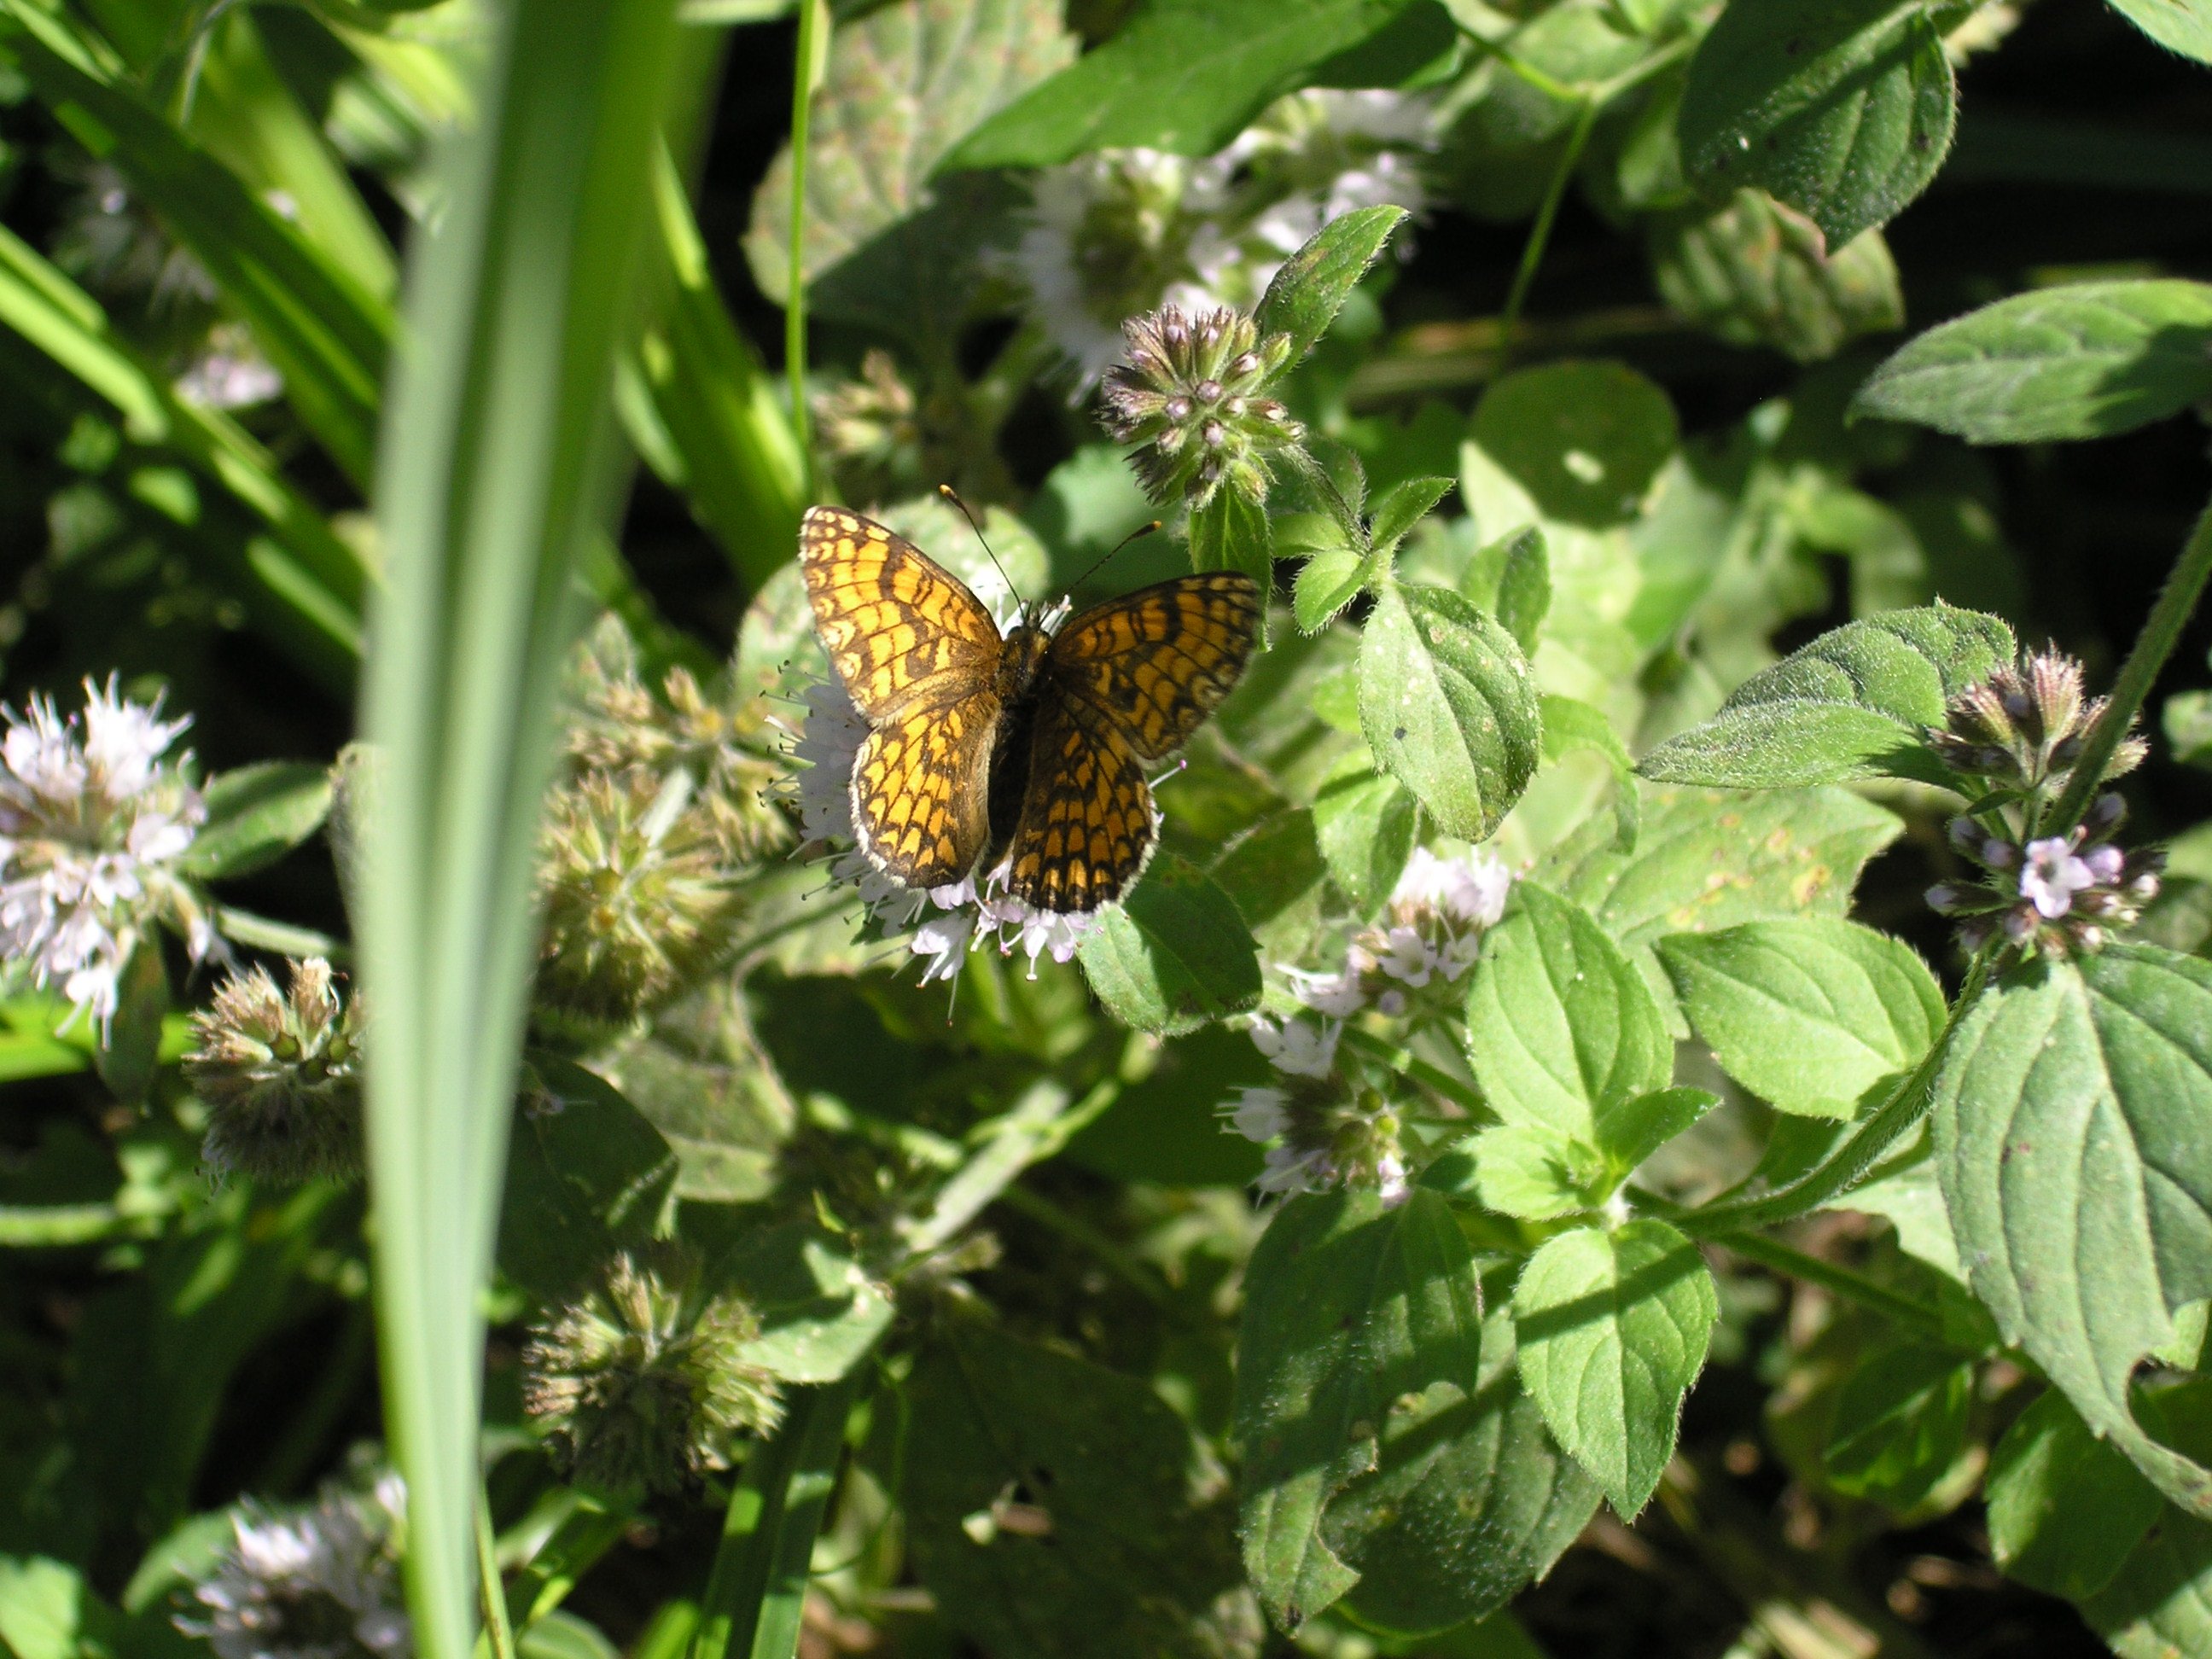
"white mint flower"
1225,1085,1290,1144
2020,835,2096,919
1284,964,1365,1016
1249,1015,1340,1078
1374,1152,1410,1208
0,677,212,1036
180,1481,410,1659
1010,90,1433,387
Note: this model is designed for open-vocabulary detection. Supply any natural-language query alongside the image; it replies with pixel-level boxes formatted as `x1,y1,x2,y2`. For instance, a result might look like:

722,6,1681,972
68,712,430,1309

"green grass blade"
0,224,365,680
356,4,681,1659
2,0,394,487
626,143,806,590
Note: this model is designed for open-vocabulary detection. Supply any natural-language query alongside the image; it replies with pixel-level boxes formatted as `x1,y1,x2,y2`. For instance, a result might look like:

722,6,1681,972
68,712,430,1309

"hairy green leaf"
719,1222,894,1384
1312,758,1418,916
1257,205,1412,368
1658,919,1944,1118
1235,1189,1481,1634
1513,1218,1716,1516
902,1324,1248,1659
943,0,1420,167
1639,606,2016,788
1851,279,2212,444
182,762,335,882
2104,0,2212,65
1321,1308,1600,1637
746,0,1075,345
500,1057,680,1306
1359,581,1541,841
1678,0,1956,249
1464,884,1674,1138
1078,855,1262,1035
1987,1388,2163,1600
1650,188,1903,363
1935,947,2212,1518
1821,1342,1973,1509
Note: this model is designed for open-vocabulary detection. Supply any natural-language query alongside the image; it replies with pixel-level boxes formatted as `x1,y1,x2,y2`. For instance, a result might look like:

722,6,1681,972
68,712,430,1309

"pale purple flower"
179,1478,410,1659
2020,835,2097,919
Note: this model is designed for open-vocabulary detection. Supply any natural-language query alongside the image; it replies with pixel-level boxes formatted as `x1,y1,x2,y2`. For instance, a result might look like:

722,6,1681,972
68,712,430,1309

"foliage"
0,3,2210,1659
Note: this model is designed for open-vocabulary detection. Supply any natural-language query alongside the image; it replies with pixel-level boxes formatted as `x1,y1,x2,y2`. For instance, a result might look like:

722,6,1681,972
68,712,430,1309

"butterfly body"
798,506,1260,914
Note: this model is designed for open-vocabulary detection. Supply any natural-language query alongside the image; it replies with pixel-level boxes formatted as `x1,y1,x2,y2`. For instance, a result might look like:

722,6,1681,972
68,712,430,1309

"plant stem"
475,1484,518,1659
2050,496,2212,830
1339,1025,1489,1117
996,1182,1181,1314
1713,1229,1960,1348
692,1377,859,1659
1494,94,1602,378
784,0,824,476
1681,952,1994,1237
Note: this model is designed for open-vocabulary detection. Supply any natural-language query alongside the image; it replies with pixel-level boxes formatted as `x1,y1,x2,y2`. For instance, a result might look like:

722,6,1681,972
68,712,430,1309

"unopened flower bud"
187,958,364,1185
1100,303,1306,508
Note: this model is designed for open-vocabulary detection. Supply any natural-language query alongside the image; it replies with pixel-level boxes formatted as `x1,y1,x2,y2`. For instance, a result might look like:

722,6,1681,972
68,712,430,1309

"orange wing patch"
850,699,996,891
799,506,1002,722
1047,573,1260,760
1000,699,1155,913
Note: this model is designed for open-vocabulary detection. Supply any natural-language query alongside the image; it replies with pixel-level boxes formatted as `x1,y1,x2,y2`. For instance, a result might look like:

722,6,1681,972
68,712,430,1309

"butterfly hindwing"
799,505,1003,722
850,696,998,891
1045,572,1261,760
1000,695,1155,913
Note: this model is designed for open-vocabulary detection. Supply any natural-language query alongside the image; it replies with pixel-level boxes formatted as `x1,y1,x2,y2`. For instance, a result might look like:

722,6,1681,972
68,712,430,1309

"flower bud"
1100,303,1305,508
186,958,364,1185
524,1244,782,1502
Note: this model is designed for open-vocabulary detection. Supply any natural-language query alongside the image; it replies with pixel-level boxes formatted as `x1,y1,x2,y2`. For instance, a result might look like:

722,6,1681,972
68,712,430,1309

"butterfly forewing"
999,571,1261,912
798,506,1002,722
1046,573,1262,759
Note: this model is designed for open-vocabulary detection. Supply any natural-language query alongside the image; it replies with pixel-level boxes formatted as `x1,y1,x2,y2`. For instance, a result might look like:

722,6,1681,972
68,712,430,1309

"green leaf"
516,1612,617,1659
1934,946,2212,1519
2104,0,2212,65
1649,188,1903,364
499,1057,681,1307
899,1324,1248,1659
1850,279,2212,444
1537,784,1902,950
1367,473,1458,554
1470,362,1679,528
1493,527,1550,654
1064,1023,1270,1185
1321,1307,1601,1637
1469,1121,1611,1220
1187,483,1277,608
1235,1189,1482,1634
1639,606,2017,788
1986,1388,2163,1600
1512,1218,1717,1517
1464,884,1674,1139
1820,1342,1974,1510
1597,1086,1718,1176
1256,205,1412,368
1657,920,1944,1118
1293,542,1370,635
744,0,1076,345
181,762,335,882
1678,0,1957,250
718,1222,894,1384
93,944,166,1108
1078,854,1263,1035
1359,581,1541,842
1312,759,1418,916
942,0,1421,167
1540,695,1639,848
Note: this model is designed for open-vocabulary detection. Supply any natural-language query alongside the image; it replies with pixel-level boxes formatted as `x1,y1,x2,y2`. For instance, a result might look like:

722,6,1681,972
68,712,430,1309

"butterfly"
798,506,1261,914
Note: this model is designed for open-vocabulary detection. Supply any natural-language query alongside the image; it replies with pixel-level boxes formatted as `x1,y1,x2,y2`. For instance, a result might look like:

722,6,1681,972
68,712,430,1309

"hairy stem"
2051,496,2212,830
784,0,825,474
1495,95,1602,377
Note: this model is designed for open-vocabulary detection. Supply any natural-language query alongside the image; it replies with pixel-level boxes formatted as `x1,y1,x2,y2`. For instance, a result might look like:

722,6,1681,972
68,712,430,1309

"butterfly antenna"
1066,518,1164,596
939,484,1026,609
